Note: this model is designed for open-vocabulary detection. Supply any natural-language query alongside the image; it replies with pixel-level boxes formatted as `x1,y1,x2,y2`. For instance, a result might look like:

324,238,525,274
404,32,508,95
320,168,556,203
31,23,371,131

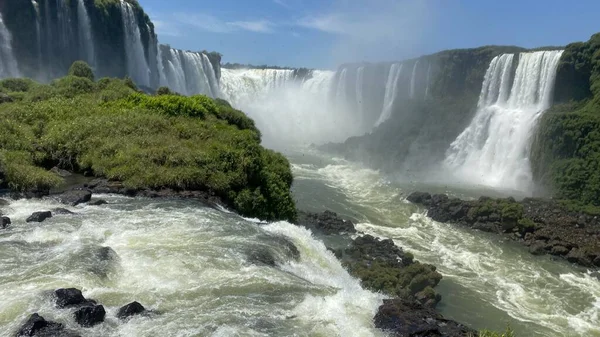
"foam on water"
0,194,383,336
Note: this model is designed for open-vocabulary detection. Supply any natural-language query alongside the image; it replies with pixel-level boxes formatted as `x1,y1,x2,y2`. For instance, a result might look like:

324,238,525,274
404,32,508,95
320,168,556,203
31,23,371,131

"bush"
68,61,95,81
0,78,36,92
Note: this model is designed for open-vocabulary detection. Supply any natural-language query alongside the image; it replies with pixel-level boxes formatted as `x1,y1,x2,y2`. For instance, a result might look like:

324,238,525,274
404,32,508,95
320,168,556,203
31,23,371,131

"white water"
220,68,369,146
356,66,365,122
0,13,19,78
409,60,419,99
335,68,348,103
374,63,403,127
77,0,95,69
444,50,564,191
0,196,384,336
290,149,600,337
425,63,431,99
120,0,150,87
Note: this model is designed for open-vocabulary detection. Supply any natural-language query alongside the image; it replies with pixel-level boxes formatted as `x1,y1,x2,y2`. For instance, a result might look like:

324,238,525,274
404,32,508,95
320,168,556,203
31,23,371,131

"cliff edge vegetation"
0,62,296,222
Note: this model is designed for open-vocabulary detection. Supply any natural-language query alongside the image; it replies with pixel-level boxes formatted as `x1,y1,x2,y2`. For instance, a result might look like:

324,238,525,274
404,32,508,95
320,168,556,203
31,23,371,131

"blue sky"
143,0,600,69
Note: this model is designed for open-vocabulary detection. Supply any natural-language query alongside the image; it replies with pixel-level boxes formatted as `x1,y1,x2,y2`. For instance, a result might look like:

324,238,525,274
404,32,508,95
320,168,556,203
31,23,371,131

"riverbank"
408,192,600,268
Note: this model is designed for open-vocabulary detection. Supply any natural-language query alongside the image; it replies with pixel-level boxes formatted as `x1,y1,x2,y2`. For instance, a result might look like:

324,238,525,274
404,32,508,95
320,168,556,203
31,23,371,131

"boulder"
26,211,52,223
16,313,80,337
53,208,75,215
88,199,107,206
406,192,432,206
0,198,9,206
247,248,276,267
50,167,72,178
54,288,95,309
1,216,10,229
551,245,570,255
374,298,476,337
117,301,146,320
74,305,105,327
296,210,356,235
55,190,92,206
529,241,548,255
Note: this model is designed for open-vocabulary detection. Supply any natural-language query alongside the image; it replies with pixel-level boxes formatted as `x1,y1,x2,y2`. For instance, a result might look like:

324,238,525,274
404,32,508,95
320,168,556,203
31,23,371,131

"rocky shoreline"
408,192,600,268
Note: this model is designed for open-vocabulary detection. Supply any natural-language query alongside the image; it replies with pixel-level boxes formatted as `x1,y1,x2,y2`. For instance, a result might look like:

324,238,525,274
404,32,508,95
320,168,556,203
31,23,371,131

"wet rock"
551,245,570,255
248,248,276,267
16,313,80,337
472,222,497,233
374,298,476,337
296,210,356,235
74,305,105,327
566,248,593,267
88,199,107,206
117,301,146,320
407,192,432,206
26,211,52,223
54,288,96,309
1,216,11,229
50,167,72,178
53,208,75,215
0,198,9,206
55,190,92,206
529,241,548,255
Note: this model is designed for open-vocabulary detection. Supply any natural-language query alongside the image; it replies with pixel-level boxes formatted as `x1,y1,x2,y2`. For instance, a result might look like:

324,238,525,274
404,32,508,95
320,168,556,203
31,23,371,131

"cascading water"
335,68,348,103
201,53,220,97
0,13,19,78
77,0,95,68
356,66,365,120
374,63,403,127
120,0,150,87
157,48,221,96
444,50,564,191
409,60,419,99
424,63,431,99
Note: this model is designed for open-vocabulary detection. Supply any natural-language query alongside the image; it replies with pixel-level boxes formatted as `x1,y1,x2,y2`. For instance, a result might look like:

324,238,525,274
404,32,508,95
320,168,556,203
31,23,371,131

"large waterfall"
375,63,404,127
157,48,220,97
444,50,564,191
0,13,19,78
120,0,150,87
77,0,95,69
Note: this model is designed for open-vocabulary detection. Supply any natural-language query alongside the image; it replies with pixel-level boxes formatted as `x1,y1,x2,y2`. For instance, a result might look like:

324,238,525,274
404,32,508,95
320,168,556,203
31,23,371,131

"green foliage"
0,63,296,221
0,78,37,92
156,87,177,96
531,33,600,207
501,203,524,221
68,61,95,81
469,326,515,337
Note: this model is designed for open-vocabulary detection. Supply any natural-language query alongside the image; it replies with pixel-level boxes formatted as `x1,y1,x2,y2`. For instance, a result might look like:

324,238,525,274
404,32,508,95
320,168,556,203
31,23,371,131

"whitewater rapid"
290,149,600,337
0,196,384,336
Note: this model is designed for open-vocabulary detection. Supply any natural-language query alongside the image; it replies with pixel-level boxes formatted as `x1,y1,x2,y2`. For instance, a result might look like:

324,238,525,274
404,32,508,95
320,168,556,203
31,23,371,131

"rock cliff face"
0,0,221,95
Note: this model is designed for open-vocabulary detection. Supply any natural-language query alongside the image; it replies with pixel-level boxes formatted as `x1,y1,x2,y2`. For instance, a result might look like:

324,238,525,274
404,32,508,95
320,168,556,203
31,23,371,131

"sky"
143,0,600,69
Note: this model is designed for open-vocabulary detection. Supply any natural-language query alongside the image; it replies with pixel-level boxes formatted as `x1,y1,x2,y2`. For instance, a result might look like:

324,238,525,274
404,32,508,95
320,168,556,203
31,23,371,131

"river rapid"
0,149,599,337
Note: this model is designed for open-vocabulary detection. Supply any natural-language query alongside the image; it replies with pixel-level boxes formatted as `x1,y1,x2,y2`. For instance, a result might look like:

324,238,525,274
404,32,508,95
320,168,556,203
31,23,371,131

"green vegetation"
69,61,95,81
0,62,296,222
531,33,600,206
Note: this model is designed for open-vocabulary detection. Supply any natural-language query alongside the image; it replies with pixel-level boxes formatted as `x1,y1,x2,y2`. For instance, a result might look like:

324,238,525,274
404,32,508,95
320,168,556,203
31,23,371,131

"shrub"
68,61,95,81
0,78,36,92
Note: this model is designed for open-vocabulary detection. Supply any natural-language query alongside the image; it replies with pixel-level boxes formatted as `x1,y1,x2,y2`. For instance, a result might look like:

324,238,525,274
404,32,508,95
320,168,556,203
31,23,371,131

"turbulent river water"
1,149,599,337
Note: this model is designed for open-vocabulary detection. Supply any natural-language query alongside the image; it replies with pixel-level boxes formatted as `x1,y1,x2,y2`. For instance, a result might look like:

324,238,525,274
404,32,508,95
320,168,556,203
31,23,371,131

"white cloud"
273,0,293,9
173,13,275,34
227,20,274,33
152,19,182,37
296,14,347,34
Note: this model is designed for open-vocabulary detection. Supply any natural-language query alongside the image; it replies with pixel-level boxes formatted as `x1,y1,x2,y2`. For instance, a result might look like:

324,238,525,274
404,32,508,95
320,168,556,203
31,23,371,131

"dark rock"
0,198,9,206
55,190,92,206
26,211,52,223
88,199,107,206
53,208,75,215
117,301,146,320
529,241,548,255
374,298,476,337
472,222,497,233
54,288,95,309
296,210,356,235
551,245,570,255
566,248,593,267
407,192,432,206
247,248,276,267
1,216,10,229
74,305,105,327
16,313,80,337
50,167,72,178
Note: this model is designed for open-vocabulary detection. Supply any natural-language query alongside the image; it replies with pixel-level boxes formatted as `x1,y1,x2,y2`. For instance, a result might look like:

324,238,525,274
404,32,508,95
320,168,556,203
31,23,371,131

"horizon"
143,0,600,70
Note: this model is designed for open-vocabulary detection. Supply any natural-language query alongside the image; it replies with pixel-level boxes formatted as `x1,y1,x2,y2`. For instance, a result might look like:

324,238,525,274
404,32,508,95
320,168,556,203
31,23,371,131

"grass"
0,62,296,222
469,326,515,337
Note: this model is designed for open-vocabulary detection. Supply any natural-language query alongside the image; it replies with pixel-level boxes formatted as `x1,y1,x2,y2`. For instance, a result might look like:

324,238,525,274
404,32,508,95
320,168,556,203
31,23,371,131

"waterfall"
157,48,220,96
220,68,296,106
302,70,335,94
444,50,564,191
77,0,95,68
424,63,431,99
120,0,150,87
374,63,404,127
409,60,419,99
356,66,365,117
335,68,348,103
0,13,19,78
201,53,220,97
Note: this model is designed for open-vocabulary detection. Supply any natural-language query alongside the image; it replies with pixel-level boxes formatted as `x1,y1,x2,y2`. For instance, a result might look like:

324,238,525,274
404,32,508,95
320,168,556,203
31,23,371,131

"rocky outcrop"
74,305,105,327
374,298,476,337
117,301,147,320
15,313,80,337
297,210,356,235
408,192,600,268
1,216,11,229
55,190,92,206
26,211,52,223
88,199,107,206
54,288,96,309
